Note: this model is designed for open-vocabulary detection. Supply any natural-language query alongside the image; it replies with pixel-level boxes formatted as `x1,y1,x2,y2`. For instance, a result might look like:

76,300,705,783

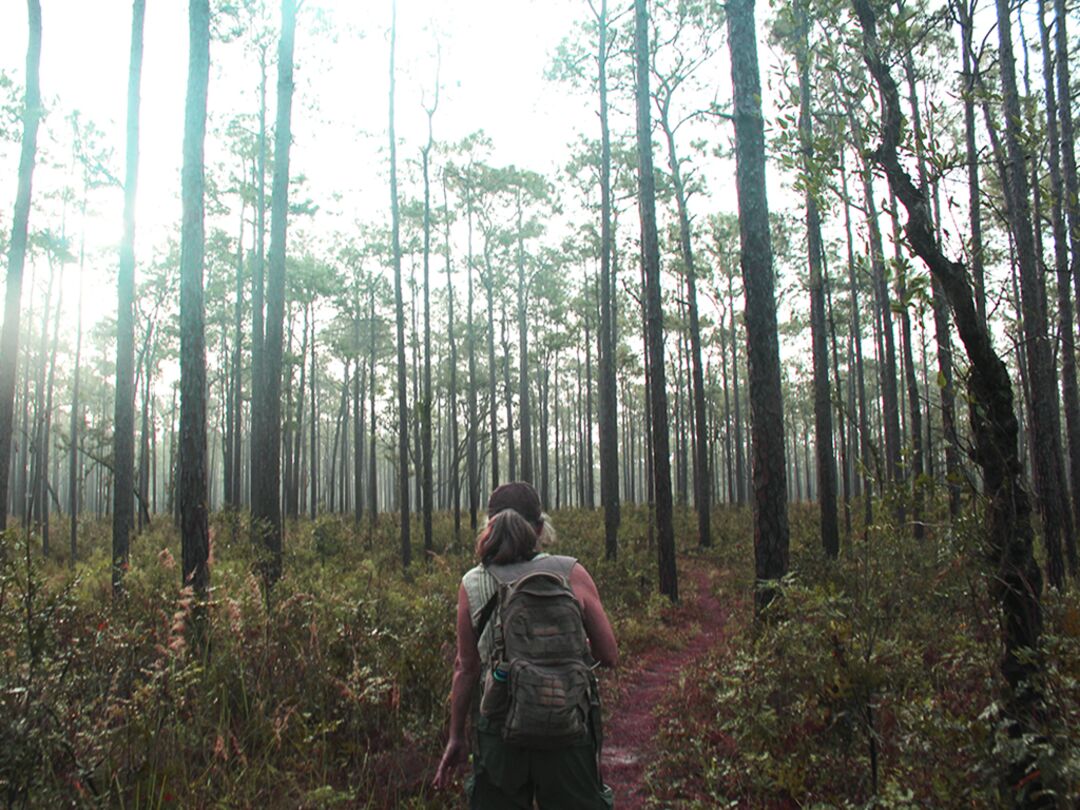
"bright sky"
0,0,822,386
0,0,598,316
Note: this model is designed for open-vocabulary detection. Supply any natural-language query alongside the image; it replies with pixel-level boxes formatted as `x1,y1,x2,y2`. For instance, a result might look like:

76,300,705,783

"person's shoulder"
461,563,486,585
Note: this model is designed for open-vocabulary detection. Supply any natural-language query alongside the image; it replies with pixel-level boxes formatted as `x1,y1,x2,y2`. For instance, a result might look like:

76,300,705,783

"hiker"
433,481,618,809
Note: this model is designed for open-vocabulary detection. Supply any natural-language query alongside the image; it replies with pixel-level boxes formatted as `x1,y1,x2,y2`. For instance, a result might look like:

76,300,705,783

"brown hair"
475,509,540,565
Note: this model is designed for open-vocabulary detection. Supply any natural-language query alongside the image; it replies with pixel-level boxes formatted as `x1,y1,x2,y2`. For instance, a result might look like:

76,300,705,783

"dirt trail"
600,563,731,810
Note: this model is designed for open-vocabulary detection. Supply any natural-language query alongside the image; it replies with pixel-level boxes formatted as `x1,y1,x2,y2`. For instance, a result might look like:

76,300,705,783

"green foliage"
646,500,1080,808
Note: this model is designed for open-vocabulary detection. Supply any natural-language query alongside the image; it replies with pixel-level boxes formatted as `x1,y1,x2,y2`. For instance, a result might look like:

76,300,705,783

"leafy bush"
647,498,1079,808
0,504,664,808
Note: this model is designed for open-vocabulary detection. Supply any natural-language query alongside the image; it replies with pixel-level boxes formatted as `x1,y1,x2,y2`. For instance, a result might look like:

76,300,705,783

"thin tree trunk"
501,303,516,482
0,0,42,534
854,5,1046,801
659,105,710,546
995,0,1072,588
111,0,145,587
309,311,318,519
794,0,838,555
421,87,437,555
179,0,211,598
595,0,620,556
250,0,296,586
69,204,86,566
516,190,534,485
728,0,788,609
635,0,677,601
442,178,460,542
466,186,479,532
369,286,378,529
584,305,595,509
1040,0,1080,576
389,0,410,567
485,252,500,490
228,183,245,509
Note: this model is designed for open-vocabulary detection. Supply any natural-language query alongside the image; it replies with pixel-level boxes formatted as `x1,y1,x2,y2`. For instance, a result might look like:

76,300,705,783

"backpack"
476,555,596,749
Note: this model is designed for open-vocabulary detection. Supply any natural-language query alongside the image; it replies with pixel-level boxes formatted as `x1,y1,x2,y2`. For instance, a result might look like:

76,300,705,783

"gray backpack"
477,555,595,748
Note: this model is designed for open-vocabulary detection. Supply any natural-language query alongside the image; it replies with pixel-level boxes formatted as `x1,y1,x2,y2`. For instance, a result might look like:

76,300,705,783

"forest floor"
601,557,740,809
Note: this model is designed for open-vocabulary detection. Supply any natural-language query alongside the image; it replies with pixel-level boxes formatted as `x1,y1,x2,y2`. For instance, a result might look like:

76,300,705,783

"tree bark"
389,0,411,568
596,0,621,557
251,0,297,584
794,0,838,556
0,0,42,534
852,4,1047,802
658,98,711,548
635,0,677,601
443,177,461,543
728,0,788,610
1039,0,1080,577
111,0,145,589
994,0,1072,589
179,0,211,598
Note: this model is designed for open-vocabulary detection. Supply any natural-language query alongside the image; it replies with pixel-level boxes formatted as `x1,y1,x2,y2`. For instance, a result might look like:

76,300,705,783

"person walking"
434,481,617,808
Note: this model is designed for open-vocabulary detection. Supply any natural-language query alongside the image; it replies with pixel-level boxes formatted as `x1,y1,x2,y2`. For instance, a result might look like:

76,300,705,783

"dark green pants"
467,723,614,810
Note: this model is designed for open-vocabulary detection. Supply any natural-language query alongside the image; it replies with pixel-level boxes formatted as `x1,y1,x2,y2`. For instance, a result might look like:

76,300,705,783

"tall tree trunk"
0,0,42,534
1040,0,1080,576
825,257,851,539
353,348,364,523
596,0,620,557
250,47,268,502
728,0,788,609
309,312,318,519
466,187,479,531
584,306,595,509
794,0,838,556
485,253,500,490
858,135,902,492
840,146,873,529
955,0,986,325
112,0,144,588
421,90,437,555
1056,0,1080,370
635,0,677,601
516,191,534,485
501,303,516,482
995,0,1072,588
729,271,746,505
69,210,86,566
288,304,307,519
40,260,65,554
659,102,710,547
251,0,297,584
443,178,461,543
389,0,411,567
854,4,1046,802
368,286,378,529
179,0,211,598
228,186,245,509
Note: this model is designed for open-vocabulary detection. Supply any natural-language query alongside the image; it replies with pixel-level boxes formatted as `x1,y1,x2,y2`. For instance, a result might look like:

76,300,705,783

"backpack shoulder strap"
474,590,498,641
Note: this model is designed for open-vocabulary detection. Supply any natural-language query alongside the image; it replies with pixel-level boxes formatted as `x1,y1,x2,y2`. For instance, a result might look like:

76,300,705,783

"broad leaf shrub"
646,499,1080,808
0,506,660,808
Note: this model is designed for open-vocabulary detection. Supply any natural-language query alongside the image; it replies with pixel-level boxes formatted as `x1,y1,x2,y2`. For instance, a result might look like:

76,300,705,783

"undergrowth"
0,505,669,809
646,498,1080,809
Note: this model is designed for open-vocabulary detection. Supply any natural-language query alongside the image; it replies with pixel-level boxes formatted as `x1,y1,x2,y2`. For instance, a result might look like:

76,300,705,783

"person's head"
475,481,554,565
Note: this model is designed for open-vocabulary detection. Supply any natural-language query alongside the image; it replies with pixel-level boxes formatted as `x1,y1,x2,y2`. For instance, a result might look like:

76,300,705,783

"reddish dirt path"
600,562,731,810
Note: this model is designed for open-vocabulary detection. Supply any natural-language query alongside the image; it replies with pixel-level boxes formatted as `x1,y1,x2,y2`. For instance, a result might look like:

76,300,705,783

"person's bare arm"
570,563,619,668
434,584,481,788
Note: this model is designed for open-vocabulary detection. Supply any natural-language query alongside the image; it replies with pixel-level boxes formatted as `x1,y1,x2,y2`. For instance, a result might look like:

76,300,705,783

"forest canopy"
1,0,1079,806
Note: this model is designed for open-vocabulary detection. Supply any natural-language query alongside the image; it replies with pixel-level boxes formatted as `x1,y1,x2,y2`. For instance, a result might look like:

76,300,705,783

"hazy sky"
0,0,798,376
0,0,593,239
